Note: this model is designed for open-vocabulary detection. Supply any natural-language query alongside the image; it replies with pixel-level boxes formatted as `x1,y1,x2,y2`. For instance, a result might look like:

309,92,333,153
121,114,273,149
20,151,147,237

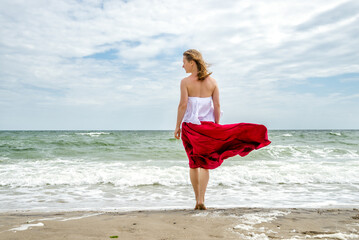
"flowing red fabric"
181,121,271,169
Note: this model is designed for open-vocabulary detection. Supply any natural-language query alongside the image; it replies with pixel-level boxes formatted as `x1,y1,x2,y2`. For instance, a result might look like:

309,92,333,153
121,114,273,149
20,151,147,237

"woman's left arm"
174,79,188,139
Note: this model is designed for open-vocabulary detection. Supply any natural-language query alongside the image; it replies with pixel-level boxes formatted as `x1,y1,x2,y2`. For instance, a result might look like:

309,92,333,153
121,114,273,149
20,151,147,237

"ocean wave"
263,145,359,160
282,133,292,137
1,158,358,188
47,140,118,147
76,132,111,137
0,144,38,151
329,132,342,136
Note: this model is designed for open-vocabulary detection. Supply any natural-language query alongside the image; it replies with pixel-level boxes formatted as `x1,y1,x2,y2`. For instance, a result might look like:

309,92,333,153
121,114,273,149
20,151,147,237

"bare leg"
190,167,209,210
198,168,209,209
189,168,199,208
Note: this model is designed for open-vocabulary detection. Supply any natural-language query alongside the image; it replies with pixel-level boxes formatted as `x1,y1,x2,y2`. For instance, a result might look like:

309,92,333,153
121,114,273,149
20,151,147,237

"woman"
174,49,271,211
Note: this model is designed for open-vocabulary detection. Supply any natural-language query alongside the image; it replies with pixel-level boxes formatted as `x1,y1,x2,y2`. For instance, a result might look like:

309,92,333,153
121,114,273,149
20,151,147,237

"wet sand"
1,207,359,240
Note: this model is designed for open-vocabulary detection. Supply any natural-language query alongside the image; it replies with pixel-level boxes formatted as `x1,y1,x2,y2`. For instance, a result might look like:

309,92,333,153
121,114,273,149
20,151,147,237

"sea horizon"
1,128,359,131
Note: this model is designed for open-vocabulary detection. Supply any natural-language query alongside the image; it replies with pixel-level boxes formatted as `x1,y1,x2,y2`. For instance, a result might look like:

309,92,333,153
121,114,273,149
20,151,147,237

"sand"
1,207,359,240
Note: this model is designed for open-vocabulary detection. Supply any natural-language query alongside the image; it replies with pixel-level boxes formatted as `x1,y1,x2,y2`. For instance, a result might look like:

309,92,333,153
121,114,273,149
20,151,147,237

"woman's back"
186,76,217,98
181,76,223,125
185,76,221,116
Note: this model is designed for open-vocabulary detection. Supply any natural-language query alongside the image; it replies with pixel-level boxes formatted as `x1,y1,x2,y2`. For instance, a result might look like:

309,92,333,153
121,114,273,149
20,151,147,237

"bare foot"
194,203,199,210
197,203,207,210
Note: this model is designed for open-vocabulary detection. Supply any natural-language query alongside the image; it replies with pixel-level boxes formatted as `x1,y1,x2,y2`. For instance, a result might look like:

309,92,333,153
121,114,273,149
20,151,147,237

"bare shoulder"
207,75,218,86
182,76,191,82
180,77,189,85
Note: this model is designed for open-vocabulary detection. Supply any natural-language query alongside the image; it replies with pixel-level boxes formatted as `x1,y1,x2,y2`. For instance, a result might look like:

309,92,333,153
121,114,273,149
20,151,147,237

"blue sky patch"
20,82,67,97
83,48,119,60
282,72,359,96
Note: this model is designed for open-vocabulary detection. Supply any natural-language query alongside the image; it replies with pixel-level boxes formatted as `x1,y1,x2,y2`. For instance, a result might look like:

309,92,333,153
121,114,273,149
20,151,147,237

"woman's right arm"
212,79,221,124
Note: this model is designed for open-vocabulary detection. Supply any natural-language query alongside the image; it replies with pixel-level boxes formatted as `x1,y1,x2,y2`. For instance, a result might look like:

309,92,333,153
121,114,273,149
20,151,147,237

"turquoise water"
0,130,358,212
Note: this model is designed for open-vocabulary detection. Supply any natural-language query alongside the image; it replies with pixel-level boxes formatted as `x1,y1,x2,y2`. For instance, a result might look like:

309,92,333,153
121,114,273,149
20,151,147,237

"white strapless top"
182,96,224,125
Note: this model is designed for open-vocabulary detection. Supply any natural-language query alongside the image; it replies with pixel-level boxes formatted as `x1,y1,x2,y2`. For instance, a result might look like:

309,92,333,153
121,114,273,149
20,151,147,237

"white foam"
231,210,290,240
282,134,292,137
192,212,209,217
330,132,342,136
289,236,305,239
232,231,270,240
1,152,359,189
192,210,225,218
0,159,189,187
4,212,105,233
234,223,254,230
58,212,104,221
266,144,359,160
76,132,110,136
8,222,44,232
235,210,291,225
32,212,104,222
1,156,359,212
307,232,359,240
1,151,359,212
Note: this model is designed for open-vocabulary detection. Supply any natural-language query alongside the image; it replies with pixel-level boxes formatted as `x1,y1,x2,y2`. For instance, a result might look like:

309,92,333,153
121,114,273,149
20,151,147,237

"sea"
0,129,358,213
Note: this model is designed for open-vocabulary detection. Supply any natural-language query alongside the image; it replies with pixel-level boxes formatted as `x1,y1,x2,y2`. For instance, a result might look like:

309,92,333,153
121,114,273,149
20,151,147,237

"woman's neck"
189,70,198,78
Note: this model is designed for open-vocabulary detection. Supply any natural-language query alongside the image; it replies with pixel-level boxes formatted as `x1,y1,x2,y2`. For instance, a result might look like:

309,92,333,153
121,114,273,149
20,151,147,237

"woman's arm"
175,78,188,128
212,79,221,124
174,79,188,139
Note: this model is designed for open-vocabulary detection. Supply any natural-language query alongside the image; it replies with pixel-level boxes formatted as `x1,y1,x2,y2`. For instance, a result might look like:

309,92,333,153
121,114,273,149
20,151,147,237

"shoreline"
1,207,359,240
1,205,358,214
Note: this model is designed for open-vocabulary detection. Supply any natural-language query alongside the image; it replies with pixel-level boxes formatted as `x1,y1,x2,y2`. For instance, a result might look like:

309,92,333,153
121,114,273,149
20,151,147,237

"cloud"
0,0,358,129
296,0,359,31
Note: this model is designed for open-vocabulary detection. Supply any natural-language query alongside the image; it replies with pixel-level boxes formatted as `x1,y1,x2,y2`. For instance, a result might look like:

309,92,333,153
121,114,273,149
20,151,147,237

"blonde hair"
183,49,212,81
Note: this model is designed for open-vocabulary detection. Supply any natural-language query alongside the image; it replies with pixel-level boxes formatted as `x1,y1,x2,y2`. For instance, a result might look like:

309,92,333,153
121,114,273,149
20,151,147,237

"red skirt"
181,121,271,169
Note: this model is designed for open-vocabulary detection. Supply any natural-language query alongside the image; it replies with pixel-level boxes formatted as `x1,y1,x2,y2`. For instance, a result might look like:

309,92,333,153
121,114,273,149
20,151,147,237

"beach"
1,207,359,240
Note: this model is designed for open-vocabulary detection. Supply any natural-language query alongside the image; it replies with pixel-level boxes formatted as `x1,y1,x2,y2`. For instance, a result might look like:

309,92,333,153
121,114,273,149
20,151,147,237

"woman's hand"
174,127,181,139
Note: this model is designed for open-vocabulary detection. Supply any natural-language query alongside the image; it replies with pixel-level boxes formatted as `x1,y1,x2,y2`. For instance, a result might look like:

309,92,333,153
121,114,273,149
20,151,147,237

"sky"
0,0,358,130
